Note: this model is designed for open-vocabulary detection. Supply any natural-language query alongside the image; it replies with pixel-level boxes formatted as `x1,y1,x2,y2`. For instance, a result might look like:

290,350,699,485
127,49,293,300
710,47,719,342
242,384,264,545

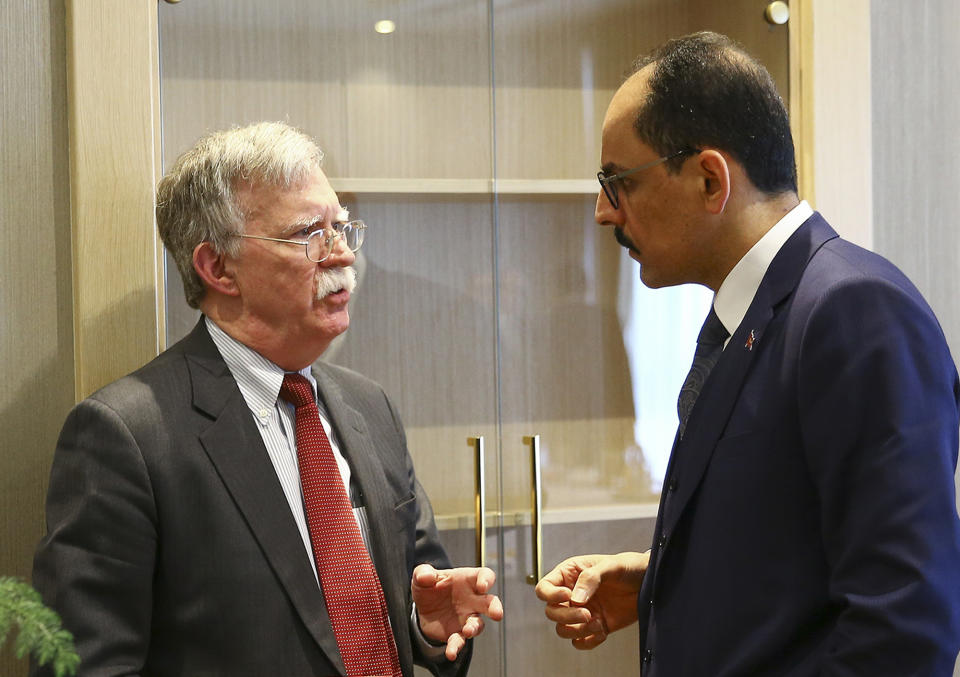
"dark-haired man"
536,32,960,675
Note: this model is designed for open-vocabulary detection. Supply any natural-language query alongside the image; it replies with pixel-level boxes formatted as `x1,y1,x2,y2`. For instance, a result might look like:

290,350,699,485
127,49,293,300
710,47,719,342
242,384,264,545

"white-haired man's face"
226,167,357,369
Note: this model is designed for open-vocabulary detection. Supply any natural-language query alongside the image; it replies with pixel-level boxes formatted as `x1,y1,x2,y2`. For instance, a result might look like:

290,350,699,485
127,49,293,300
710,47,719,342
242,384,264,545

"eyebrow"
600,162,626,175
280,214,325,237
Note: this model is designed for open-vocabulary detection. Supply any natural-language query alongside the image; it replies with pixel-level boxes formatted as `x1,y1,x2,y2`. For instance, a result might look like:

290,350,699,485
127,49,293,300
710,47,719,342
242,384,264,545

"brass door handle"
469,436,486,568
524,434,543,585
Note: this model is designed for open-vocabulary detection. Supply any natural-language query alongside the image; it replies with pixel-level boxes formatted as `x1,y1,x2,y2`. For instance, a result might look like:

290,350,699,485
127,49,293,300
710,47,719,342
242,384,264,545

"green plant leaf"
0,577,79,676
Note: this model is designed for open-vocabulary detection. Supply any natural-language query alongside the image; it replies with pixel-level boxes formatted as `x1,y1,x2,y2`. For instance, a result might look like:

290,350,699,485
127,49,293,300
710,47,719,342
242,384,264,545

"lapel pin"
744,329,757,351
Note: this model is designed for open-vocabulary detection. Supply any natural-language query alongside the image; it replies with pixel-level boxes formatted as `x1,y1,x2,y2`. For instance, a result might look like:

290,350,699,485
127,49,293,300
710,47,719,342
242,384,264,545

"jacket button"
667,477,678,491
643,648,654,663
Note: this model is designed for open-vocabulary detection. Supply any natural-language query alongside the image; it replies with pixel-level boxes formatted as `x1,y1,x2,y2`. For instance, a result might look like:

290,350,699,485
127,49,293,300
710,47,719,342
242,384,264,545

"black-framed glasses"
597,149,699,209
237,220,366,263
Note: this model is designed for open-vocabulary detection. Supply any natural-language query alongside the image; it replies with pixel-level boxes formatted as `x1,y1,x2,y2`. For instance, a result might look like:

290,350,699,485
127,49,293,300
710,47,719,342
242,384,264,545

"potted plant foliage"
0,577,79,676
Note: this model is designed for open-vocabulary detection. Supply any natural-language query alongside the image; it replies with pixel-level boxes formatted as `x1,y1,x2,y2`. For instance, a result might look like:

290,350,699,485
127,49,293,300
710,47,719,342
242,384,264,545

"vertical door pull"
469,436,486,568
524,434,543,585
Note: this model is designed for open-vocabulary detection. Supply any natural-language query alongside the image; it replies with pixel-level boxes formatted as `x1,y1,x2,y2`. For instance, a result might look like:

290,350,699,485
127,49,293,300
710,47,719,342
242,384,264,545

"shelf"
329,178,599,195
433,502,660,531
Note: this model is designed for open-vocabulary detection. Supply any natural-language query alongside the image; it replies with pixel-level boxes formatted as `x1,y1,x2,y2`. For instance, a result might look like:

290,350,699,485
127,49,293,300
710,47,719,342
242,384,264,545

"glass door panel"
327,194,503,677
491,0,788,673
159,2,504,675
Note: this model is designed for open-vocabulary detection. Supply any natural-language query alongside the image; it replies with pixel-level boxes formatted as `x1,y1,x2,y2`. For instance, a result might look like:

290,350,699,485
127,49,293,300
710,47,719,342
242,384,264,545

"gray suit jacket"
33,319,467,677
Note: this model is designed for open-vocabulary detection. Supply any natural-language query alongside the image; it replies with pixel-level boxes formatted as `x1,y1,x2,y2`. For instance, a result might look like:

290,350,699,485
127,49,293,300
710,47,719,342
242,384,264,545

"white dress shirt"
205,317,368,583
205,318,444,657
713,200,814,341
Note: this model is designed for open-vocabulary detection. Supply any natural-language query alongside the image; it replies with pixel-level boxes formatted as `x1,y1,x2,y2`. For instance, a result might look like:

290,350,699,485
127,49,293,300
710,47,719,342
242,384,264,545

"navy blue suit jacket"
639,213,960,676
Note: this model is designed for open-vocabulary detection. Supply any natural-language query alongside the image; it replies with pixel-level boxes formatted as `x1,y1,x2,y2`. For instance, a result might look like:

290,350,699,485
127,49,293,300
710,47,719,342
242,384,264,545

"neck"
703,191,800,291
201,297,328,371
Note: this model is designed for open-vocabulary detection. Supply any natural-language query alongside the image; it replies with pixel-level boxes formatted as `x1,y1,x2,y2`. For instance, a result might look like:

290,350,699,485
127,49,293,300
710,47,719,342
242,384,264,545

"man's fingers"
555,617,603,640
569,567,603,605
535,577,573,604
535,561,571,598
537,560,605,605
544,603,591,625
475,566,496,592
572,632,608,650
445,633,467,661
484,593,504,621
461,614,485,638
411,563,439,589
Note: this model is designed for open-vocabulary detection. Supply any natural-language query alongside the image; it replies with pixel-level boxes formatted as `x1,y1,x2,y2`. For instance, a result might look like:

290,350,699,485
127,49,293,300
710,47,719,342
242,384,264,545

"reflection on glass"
619,272,712,490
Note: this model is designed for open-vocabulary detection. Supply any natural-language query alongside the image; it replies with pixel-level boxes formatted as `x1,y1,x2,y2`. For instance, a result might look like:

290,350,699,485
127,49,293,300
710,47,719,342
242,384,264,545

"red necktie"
279,373,402,677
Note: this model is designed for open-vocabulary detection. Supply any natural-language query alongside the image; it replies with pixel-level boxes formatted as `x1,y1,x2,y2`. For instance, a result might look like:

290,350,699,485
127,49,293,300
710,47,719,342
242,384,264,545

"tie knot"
698,307,729,347
279,373,315,408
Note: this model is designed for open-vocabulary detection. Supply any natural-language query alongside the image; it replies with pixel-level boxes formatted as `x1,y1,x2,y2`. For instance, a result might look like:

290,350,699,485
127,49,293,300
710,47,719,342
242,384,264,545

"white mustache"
315,265,357,300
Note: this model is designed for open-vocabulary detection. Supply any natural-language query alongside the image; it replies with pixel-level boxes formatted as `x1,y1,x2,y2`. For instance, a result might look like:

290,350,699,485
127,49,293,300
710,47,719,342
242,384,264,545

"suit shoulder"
792,239,953,363
813,237,919,292
82,344,191,419
314,360,386,396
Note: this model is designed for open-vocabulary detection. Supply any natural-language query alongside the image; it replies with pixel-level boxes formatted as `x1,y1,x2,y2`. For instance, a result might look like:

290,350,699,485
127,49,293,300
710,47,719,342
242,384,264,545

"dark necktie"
279,373,402,677
677,307,729,438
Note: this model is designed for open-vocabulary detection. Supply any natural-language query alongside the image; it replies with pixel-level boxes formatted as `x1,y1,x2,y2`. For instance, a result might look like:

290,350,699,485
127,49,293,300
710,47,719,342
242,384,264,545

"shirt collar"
713,200,813,336
204,316,315,416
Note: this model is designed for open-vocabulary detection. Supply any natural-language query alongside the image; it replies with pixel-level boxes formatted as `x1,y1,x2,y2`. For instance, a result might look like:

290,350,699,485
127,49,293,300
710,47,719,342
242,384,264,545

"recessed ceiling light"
374,20,396,34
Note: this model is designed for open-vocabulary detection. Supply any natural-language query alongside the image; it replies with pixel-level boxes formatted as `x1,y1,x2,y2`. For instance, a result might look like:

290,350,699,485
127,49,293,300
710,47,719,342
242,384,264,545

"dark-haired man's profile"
536,31,960,676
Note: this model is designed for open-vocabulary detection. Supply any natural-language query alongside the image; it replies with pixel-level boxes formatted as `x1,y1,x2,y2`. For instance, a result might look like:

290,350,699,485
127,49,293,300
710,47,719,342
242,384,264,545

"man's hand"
535,551,649,650
411,564,504,661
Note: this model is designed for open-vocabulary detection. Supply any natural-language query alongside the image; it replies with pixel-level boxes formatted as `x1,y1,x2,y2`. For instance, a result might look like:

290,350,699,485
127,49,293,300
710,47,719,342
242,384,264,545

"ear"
192,241,240,297
696,150,731,215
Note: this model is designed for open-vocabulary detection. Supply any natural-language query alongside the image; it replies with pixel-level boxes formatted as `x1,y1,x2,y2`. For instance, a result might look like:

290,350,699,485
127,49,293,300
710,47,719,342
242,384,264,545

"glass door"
158,2,505,673
489,1,788,673
158,2,789,675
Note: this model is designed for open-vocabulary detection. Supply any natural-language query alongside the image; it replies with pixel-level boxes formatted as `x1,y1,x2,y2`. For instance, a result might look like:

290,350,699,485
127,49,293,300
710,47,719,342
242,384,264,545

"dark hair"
630,31,797,195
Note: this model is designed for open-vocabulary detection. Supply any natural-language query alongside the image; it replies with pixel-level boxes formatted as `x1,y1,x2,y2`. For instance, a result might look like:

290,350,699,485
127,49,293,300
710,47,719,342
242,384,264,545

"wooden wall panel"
0,1,72,674
871,0,960,360
808,0,872,248
66,0,164,400
2,2,162,672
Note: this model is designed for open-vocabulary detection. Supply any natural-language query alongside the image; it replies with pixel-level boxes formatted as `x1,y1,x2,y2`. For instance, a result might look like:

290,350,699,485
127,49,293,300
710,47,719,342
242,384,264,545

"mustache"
614,227,640,256
315,265,357,300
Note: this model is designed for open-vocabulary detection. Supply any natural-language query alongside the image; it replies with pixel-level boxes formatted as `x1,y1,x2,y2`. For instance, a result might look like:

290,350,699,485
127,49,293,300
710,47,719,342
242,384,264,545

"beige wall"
1,2,162,674
868,8,960,671
0,0,73,674
807,0,874,248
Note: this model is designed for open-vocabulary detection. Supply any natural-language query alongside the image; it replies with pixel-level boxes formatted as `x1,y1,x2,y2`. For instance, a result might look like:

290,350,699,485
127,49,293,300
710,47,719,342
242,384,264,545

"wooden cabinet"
159,2,789,674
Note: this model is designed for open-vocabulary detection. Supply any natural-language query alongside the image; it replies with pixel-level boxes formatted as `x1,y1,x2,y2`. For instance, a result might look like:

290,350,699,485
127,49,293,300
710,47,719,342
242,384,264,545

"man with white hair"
33,121,502,677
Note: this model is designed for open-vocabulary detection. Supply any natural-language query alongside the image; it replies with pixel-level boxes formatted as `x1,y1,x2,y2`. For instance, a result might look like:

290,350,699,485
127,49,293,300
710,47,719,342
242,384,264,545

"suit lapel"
661,214,839,539
183,321,345,673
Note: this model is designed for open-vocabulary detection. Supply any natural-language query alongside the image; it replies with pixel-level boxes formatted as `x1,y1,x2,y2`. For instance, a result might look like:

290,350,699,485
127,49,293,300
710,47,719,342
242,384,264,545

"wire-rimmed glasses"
236,220,366,263
597,149,699,209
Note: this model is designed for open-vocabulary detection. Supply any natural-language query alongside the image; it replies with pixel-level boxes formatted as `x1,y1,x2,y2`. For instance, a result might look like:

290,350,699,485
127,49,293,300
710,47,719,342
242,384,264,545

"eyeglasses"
236,220,366,263
597,149,699,209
